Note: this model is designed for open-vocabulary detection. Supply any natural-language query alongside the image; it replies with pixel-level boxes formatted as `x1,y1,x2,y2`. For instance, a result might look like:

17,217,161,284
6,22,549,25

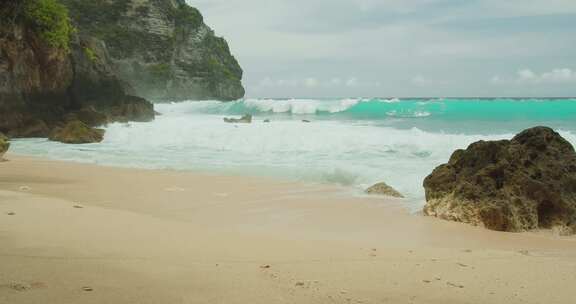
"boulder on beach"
0,132,10,160
365,182,404,198
224,114,252,124
49,121,105,144
423,126,576,233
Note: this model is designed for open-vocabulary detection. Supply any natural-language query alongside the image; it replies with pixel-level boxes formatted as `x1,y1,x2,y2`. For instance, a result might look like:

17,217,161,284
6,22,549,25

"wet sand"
1,154,575,304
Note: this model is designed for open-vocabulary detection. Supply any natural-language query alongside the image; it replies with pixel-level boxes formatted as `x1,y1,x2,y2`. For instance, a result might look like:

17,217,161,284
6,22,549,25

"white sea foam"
241,98,364,114
11,100,576,212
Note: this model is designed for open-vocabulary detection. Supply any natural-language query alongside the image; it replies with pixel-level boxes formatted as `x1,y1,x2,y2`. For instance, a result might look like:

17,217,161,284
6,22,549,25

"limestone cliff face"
0,1,154,137
62,0,245,101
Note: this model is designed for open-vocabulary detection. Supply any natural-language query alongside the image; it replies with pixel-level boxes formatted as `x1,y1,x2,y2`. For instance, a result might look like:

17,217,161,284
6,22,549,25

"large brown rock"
49,120,104,144
423,127,576,233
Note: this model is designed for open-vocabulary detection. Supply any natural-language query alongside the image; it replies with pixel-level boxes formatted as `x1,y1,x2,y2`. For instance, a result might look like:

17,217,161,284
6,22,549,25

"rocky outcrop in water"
61,0,245,101
423,127,576,233
224,114,252,124
49,120,104,144
0,0,155,138
365,182,404,198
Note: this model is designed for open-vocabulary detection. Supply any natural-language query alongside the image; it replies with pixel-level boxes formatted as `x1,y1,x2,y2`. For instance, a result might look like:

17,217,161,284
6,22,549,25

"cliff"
0,0,154,137
61,0,245,101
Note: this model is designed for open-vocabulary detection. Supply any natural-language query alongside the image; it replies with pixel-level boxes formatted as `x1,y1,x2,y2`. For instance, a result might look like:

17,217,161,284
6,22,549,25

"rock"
365,182,404,198
65,107,108,127
423,126,576,232
12,120,52,138
49,121,105,144
109,96,156,123
0,132,9,160
302,120,311,123
263,119,271,123
62,0,245,101
224,114,252,124
0,4,155,138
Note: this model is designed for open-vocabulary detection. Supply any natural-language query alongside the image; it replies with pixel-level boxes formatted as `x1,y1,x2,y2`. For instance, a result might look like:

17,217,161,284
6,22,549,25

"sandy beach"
1,154,575,304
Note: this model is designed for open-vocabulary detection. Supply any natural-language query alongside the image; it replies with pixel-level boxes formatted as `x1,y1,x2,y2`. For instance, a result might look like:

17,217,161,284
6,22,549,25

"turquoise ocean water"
11,98,576,210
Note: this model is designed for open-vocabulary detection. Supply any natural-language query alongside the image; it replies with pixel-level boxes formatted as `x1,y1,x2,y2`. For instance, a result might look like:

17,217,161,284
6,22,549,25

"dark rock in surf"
224,114,252,124
49,120,104,144
423,126,576,233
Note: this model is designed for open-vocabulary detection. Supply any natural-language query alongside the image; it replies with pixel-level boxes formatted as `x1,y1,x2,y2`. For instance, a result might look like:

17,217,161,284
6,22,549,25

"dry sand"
1,154,575,304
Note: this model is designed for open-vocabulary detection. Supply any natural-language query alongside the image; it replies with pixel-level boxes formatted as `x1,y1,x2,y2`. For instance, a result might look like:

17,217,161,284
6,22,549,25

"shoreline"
1,154,575,303
8,148,429,209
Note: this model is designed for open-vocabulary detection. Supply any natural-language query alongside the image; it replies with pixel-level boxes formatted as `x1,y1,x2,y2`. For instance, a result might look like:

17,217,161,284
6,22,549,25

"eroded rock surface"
49,120,104,144
423,127,576,233
0,2,155,138
365,182,404,198
62,0,245,101
0,132,9,160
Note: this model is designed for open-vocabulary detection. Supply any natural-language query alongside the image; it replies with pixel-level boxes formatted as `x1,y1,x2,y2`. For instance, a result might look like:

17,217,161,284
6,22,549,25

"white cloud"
492,68,576,85
345,77,359,87
304,77,319,88
253,76,381,90
411,75,429,86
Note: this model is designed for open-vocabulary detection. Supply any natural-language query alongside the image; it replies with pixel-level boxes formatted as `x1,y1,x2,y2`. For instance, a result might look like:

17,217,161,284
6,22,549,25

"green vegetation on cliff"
58,0,244,101
0,0,73,50
173,3,203,28
24,0,74,50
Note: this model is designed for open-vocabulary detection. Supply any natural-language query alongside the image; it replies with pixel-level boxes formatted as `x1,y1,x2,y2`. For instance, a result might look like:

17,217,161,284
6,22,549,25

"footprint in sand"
0,282,45,292
447,282,464,289
164,187,185,192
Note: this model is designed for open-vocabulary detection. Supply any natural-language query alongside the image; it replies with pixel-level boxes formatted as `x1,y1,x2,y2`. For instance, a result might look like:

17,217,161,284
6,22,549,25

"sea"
11,98,576,211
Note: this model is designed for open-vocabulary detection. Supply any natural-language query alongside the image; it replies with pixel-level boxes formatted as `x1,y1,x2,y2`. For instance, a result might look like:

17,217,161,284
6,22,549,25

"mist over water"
12,98,576,211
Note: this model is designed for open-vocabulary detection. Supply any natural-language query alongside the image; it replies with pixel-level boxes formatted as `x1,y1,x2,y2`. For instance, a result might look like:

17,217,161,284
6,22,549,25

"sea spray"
11,98,576,211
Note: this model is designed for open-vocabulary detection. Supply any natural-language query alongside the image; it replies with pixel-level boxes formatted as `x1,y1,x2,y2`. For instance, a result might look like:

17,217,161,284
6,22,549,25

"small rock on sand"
82,286,93,292
6,212,15,215
19,185,31,191
365,182,404,198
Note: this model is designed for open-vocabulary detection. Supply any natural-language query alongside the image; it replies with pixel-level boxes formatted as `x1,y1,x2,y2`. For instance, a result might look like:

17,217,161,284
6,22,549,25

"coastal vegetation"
24,0,74,50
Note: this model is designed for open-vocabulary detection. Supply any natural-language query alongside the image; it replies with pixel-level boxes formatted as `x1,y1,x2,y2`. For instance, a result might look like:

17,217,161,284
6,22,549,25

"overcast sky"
189,0,576,98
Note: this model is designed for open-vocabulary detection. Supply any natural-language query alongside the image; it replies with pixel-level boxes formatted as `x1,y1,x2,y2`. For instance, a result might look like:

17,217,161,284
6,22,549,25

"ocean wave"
11,99,576,213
